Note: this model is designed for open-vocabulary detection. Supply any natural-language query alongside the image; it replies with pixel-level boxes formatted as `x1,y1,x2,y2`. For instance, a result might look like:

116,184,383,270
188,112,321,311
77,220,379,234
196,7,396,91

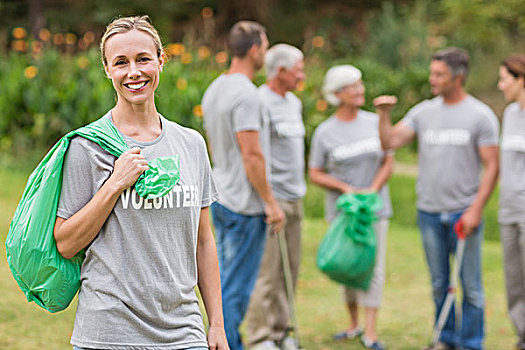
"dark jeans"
418,209,485,350
211,202,268,350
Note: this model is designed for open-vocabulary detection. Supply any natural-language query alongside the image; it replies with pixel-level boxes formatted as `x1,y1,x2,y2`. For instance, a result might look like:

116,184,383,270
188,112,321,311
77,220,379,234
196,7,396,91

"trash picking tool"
429,220,466,348
277,230,304,349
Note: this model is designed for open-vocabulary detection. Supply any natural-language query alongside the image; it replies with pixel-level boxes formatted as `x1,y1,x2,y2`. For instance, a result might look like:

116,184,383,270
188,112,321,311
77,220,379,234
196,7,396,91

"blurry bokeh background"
2,0,524,163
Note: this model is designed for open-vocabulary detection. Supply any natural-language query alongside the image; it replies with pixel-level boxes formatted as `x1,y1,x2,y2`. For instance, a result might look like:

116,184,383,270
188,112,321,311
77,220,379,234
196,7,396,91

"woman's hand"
207,324,229,350
107,147,149,193
342,184,356,193
356,187,378,194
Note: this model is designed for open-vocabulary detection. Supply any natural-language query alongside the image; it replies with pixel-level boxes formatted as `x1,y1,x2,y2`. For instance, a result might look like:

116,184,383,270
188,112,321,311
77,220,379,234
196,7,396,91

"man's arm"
236,130,285,233
460,145,499,235
197,207,229,350
374,96,416,150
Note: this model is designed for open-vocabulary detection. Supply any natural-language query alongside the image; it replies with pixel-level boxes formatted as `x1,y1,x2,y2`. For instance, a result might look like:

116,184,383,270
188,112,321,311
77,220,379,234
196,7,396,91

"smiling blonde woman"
53,15,228,350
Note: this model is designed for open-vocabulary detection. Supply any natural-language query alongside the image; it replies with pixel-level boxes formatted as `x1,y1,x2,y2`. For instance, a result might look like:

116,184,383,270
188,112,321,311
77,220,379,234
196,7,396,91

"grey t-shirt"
259,84,306,201
402,95,499,212
499,102,525,224
202,73,270,215
309,111,393,222
57,112,218,350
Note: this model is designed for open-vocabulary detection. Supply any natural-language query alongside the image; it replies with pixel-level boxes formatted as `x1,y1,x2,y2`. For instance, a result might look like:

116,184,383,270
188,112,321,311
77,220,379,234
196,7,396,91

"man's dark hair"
228,21,266,58
432,47,469,83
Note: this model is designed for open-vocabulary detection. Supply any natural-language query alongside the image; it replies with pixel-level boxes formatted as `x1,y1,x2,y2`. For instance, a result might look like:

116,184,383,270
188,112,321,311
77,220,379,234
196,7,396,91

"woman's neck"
516,90,525,110
335,104,359,121
112,101,162,142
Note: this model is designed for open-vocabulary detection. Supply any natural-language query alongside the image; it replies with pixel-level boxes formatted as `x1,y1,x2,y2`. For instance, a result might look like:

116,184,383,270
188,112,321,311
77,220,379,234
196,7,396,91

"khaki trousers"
245,199,303,345
343,218,389,308
500,222,525,347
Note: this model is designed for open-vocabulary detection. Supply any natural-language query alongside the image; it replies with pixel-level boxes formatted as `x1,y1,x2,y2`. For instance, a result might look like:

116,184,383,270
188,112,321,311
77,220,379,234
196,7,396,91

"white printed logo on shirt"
120,185,200,210
275,122,305,138
422,129,471,146
501,134,525,152
330,138,381,162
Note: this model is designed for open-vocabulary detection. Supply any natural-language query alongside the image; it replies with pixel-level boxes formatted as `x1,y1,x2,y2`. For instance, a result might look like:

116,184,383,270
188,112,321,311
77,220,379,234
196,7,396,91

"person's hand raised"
373,95,398,116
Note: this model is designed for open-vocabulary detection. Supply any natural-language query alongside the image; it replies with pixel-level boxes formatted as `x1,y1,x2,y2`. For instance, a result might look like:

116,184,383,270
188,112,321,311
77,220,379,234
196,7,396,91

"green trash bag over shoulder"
5,116,180,313
75,117,180,199
317,192,383,290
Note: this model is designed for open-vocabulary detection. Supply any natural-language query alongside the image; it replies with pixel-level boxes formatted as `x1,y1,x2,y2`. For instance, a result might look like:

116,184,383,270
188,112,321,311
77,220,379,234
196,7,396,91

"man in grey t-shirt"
375,48,499,350
244,44,306,350
202,21,285,350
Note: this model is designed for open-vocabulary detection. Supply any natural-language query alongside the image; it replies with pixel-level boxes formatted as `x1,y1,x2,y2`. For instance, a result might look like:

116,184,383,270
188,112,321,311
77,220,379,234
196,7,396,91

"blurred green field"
0,168,514,349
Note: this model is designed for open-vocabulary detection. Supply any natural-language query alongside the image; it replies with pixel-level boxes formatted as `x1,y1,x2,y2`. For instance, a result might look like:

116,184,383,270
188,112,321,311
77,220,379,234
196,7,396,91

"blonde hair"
100,15,163,66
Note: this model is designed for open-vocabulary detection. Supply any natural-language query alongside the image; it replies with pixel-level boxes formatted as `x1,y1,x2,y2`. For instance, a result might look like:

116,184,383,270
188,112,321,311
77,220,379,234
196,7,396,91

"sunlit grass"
0,169,514,349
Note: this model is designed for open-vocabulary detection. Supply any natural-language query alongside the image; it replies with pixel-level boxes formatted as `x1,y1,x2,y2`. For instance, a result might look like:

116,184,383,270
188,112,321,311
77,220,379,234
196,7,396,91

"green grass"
0,168,514,349
297,219,513,350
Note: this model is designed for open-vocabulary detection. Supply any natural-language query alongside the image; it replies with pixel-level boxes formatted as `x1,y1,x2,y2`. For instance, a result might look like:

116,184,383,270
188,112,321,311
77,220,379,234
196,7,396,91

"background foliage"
1,0,522,241
0,28,431,159
3,0,523,157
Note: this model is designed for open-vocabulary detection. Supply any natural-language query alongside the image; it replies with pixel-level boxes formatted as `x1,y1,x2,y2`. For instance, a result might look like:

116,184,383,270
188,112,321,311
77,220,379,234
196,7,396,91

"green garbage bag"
5,116,180,313
316,192,383,290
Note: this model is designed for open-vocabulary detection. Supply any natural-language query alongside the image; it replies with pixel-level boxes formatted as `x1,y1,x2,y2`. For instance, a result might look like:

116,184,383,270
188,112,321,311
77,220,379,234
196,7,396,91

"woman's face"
498,65,523,102
335,79,365,107
104,29,164,106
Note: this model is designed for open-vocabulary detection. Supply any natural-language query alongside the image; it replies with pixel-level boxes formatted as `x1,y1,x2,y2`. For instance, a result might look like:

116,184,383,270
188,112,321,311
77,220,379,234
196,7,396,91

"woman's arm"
366,153,394,193
309,167,355,193
54,147,148,259
196,206,229,350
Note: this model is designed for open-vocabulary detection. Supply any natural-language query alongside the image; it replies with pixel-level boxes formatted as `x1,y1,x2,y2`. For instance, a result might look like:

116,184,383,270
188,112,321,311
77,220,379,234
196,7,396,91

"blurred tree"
28,0,45,38
0,0,400,50
440,0,525,51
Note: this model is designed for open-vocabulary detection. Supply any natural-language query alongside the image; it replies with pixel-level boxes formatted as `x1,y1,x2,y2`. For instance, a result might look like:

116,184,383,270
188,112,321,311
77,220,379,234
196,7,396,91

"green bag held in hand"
5,116,180,313
316,192,383,290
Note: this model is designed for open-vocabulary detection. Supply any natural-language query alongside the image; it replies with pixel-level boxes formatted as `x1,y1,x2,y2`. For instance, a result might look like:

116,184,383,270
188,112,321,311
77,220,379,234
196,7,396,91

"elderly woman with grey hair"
309,65,394,350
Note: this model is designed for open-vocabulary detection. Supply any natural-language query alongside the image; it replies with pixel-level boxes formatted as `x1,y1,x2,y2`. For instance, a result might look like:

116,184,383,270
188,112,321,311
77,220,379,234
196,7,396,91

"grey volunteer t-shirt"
402,95,499,212
499,102,525,224
57,112,218,350
259,84,306,201
309,111,393,222
202,73,270,215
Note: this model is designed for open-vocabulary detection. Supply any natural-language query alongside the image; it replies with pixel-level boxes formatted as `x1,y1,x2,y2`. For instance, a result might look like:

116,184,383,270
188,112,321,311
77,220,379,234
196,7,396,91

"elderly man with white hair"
309,65,394,350
245,43,306,350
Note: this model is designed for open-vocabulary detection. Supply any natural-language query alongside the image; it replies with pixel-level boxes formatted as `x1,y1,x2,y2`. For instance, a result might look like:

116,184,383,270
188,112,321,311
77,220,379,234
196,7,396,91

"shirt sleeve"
476,111,500,147
198,135,219,208
400,104,420,132
232,90,263,133
57,137,113,219
308,127,327,170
